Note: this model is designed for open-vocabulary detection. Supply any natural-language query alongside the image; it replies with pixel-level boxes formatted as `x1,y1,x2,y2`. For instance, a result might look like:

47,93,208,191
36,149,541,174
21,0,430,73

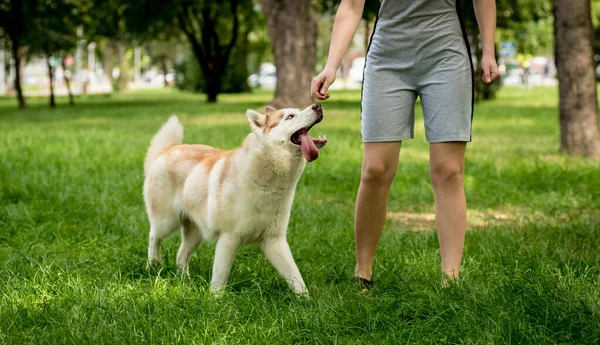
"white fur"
144,115,183,175
143,105,325,296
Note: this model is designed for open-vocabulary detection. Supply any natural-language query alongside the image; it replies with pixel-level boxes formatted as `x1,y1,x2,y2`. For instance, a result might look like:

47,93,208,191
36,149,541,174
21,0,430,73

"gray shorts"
361,1,474,143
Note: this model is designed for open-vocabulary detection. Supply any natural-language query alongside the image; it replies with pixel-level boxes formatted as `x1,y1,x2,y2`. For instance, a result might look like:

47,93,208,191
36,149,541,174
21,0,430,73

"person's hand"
481,54,499,84
311,67,336,100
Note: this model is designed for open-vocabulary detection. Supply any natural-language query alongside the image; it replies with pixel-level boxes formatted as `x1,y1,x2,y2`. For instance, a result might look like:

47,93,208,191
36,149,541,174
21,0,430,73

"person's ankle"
354,266,373,281
442,267,460,279
441,271,459,288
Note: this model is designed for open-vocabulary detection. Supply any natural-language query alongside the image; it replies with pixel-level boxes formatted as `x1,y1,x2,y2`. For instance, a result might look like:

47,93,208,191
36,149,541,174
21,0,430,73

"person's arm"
473,0,499,84
311,0,365,100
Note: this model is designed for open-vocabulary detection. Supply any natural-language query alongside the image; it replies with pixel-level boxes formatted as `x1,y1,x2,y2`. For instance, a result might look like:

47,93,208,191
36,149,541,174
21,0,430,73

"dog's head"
246,104,327,162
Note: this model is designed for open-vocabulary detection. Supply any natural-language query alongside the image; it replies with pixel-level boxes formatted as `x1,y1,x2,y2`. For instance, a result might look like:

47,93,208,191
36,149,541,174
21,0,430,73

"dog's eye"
285,114,294,120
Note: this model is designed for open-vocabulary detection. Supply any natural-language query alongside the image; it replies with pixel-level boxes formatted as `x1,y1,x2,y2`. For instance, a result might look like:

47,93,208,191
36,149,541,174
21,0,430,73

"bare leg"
176,219,203,276
354,142,402,281
429,142,467,280
210,235,240,292
261,237,307,295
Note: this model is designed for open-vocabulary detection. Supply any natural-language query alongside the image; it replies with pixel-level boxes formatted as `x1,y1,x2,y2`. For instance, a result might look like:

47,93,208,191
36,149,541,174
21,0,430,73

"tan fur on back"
160,144,237,189
163,144,225,168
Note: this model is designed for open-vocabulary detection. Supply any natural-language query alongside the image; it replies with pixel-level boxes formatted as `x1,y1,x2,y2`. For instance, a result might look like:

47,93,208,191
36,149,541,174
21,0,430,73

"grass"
0,87,599,344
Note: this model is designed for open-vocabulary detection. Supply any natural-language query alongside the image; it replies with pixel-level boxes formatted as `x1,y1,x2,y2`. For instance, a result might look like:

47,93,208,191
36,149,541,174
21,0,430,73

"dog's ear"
246,109,267,131
265,105,277,114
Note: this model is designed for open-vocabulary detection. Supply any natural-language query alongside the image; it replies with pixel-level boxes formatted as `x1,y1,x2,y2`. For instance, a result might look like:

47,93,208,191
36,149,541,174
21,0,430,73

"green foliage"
26,0,80,57
495,0,554,56
319,0,380,20
1,87,599,343
175,47,251,93
0,0,32,43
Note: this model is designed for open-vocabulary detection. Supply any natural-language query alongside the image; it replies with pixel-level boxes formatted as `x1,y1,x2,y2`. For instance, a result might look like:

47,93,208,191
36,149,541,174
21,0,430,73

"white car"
247,71,276,89
248,63,277,89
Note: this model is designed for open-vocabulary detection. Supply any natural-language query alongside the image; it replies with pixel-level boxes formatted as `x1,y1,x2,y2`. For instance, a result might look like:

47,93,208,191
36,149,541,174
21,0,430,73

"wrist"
324,64,338,74
482,49,495,59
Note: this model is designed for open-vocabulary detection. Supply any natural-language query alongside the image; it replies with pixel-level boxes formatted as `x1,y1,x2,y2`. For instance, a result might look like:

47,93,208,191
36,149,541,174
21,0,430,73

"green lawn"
1,87,599,344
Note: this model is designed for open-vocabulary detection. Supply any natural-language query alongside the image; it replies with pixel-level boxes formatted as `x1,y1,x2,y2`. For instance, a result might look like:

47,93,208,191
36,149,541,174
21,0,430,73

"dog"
143,103,326,295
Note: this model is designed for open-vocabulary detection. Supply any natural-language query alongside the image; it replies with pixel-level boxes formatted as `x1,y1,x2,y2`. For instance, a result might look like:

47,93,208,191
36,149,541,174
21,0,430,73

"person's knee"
430,162,464,187
361,159,396,185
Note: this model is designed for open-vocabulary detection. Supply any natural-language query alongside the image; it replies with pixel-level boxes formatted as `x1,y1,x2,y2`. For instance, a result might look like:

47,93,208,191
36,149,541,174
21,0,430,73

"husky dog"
143,104,326,295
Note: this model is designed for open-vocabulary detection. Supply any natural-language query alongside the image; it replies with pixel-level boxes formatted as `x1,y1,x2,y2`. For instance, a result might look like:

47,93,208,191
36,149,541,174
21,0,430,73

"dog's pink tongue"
299,133,319,162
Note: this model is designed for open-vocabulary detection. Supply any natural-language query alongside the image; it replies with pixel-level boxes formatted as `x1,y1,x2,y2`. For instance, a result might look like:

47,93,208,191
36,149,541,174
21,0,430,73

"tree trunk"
61,58,75,106
259,0,317,108
46,56,56,108
161,56,168,87
206,89,218,103
115,41,127,92
554,0,600,159
105,40,126,92
11,41,26,110
205,68,221,103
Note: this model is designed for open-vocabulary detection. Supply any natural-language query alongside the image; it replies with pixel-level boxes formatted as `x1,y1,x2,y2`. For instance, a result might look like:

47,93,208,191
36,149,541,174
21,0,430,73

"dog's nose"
312,103,322,111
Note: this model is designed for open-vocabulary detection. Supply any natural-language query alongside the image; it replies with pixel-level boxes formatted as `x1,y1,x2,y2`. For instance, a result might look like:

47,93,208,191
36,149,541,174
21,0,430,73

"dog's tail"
144,116,184,175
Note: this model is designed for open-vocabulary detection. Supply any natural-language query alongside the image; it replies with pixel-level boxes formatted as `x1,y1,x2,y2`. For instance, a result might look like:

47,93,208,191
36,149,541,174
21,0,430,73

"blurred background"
0,0,599,156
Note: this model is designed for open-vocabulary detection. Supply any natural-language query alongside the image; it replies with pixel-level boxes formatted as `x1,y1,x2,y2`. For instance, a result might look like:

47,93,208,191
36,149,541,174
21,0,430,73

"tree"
28,0,79,107
172,0,260,95
0,0,30,109
258,0,317,108
61,57,75,106
81,0,130,93
176,0,251,103
554,0,600,158
119,0,180,88
117,0,254,102
145,40,177,87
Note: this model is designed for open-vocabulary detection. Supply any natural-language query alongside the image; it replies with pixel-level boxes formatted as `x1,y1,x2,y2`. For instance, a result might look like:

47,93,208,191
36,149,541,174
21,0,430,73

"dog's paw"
210,287,225,299
146,260,161,272
295,291,310,300
176,265,191,279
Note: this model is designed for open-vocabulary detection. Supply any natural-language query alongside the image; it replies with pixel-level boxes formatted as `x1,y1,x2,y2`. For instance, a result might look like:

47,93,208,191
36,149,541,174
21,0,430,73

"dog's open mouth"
291,118,327,162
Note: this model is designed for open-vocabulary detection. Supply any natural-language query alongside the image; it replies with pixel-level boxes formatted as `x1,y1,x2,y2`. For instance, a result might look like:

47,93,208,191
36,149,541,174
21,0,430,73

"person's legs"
429,142,467,279
354,142,402,281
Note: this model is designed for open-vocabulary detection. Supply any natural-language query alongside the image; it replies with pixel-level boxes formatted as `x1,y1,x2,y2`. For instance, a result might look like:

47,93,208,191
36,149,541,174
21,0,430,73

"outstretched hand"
311,68,336,100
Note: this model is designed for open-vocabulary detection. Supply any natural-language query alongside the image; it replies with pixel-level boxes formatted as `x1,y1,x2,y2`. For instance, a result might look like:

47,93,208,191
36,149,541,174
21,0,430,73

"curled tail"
144,116,183,175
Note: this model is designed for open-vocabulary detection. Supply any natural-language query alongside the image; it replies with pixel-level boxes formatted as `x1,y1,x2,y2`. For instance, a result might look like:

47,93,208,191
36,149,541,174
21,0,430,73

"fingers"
311,75,331,100
311,77,323,99
482,65,492,84
490,67,500,82
481,62,500,84
319,78,333,99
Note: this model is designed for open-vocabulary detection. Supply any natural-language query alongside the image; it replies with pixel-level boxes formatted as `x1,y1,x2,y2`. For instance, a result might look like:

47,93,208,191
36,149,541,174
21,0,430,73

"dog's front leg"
210,235,241,294
261,237,307,296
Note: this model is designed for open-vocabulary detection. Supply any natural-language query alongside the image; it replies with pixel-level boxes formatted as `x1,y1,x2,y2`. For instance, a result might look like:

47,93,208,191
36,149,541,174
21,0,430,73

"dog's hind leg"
177,218,203,276
148,215,180,265
260,237,307,296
